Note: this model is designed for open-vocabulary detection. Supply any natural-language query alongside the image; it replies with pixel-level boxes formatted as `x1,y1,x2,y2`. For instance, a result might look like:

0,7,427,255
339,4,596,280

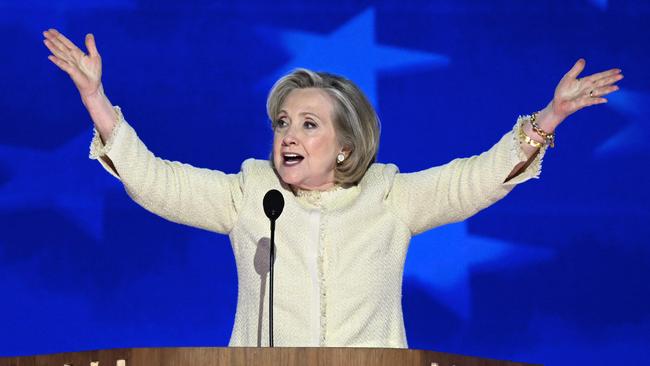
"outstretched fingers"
593,85,620,98
553,59,623,117
582,96,608,107
586,68,622,83
592,72,624,89
44,32,80,76
44,29,85,61
570,95,607,113
47,55,73,74
49,28,82,54
43,36,71,61
581,68,623,102
85,34,100,57
566,58,586,79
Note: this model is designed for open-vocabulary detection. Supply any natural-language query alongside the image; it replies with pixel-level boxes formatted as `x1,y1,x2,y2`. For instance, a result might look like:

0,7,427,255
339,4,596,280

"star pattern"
404,222,553,320
0,130,118,240
266,7,449,106
596,89,649,156
1,1,649,364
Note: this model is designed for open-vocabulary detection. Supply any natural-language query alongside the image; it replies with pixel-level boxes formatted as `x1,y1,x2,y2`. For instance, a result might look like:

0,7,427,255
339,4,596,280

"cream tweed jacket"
89,106,546,348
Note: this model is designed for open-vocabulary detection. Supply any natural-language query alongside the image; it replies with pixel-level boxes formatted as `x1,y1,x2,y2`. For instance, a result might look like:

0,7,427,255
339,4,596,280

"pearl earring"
336,153,345,164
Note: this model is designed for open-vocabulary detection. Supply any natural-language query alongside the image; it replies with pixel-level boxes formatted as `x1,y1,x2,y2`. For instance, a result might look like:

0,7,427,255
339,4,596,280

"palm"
552,59,623,119
75,53,102,92
43,29,103,98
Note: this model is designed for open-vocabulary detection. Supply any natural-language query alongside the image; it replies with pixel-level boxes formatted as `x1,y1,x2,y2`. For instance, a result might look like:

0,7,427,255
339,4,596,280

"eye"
304,120,317,129
274,119,288,129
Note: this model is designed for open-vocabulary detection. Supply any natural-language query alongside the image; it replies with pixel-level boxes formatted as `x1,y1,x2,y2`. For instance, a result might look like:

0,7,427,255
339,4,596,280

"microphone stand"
269,218,276,347
263,189,283,348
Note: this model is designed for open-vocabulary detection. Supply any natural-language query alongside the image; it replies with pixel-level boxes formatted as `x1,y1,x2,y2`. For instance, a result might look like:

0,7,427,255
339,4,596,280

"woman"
43,29,622,348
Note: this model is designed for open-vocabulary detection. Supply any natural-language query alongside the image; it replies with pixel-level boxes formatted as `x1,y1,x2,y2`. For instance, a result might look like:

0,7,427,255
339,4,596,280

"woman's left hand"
544,58,623,130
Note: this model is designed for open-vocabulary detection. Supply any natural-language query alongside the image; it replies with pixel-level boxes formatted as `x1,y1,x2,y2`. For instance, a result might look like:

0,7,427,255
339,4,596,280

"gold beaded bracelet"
529,111,555,148
518,119,545,148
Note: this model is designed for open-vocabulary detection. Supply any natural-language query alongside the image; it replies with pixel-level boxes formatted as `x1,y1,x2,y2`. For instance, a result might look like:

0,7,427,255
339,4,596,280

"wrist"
540,100,565,132
522,121,545,144
81,84,106,107
518,110,556,149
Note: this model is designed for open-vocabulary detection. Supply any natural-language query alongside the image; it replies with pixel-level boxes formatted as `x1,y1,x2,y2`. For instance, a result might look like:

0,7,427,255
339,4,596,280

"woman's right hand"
43,28,102,99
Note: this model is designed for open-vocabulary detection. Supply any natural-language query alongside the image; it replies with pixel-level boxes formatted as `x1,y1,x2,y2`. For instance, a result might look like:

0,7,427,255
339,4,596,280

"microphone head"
263,189,285,221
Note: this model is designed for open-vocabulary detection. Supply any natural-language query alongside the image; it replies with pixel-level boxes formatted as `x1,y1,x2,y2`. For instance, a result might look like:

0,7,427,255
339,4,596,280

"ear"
340,145,352,158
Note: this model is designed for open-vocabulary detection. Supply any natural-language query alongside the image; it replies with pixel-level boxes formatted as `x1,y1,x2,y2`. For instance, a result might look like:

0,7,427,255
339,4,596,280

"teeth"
282,152,303,165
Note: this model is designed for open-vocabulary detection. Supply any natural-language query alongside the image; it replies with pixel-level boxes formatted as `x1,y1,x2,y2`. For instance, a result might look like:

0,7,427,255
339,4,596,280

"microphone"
263,189,284,221
263,189,284,347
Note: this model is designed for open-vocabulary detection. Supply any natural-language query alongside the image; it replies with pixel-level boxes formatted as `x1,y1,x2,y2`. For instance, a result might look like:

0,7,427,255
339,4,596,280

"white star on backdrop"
596,89,649,156
265,7,449,106
0,130,119,240
404,222,553,320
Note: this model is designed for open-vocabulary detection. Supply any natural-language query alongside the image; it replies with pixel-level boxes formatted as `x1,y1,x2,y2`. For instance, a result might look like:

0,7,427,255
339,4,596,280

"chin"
275,167,302,187
282,175,306,188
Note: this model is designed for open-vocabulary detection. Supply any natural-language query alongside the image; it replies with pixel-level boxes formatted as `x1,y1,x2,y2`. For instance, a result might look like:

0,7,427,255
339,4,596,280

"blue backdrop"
1,1,649,365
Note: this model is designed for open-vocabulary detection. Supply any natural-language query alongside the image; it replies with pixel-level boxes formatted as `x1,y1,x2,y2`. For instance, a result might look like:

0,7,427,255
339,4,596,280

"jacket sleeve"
89,106,243,234
386,117,548,235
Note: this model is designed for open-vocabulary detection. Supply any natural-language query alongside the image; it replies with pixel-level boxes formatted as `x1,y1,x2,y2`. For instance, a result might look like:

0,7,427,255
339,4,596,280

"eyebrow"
278,109,323,121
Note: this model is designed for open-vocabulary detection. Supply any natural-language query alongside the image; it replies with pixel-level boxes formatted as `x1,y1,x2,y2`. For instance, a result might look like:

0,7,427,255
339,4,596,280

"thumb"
566,58,586,79
85,33,99,57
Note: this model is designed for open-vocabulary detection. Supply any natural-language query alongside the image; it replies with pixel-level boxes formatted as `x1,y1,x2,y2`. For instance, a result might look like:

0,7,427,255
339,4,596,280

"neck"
291,182,339,193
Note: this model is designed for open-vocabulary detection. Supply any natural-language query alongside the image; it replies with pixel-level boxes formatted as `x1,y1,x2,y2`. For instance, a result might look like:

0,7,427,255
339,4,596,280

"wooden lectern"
0,347,540,366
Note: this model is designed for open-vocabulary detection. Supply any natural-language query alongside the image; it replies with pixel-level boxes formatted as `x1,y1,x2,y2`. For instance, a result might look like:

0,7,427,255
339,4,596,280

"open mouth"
282,153,304,166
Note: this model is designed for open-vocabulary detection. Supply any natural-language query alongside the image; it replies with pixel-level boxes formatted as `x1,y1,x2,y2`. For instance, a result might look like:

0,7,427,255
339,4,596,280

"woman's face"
272,88,344,191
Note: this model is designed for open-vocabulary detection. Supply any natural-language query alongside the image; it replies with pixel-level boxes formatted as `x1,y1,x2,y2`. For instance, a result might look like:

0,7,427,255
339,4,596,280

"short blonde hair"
266,69,380,186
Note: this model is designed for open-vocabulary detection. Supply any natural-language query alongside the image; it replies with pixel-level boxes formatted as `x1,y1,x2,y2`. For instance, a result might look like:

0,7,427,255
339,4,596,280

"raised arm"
388,121,540,235
43,29,243,234
508,59,623,179
43,29,116,143
88,106,243,234
388,59,623,235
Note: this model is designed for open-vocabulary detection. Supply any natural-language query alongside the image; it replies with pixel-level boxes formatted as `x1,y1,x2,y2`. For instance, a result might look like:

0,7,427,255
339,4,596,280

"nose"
281,127,298,146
